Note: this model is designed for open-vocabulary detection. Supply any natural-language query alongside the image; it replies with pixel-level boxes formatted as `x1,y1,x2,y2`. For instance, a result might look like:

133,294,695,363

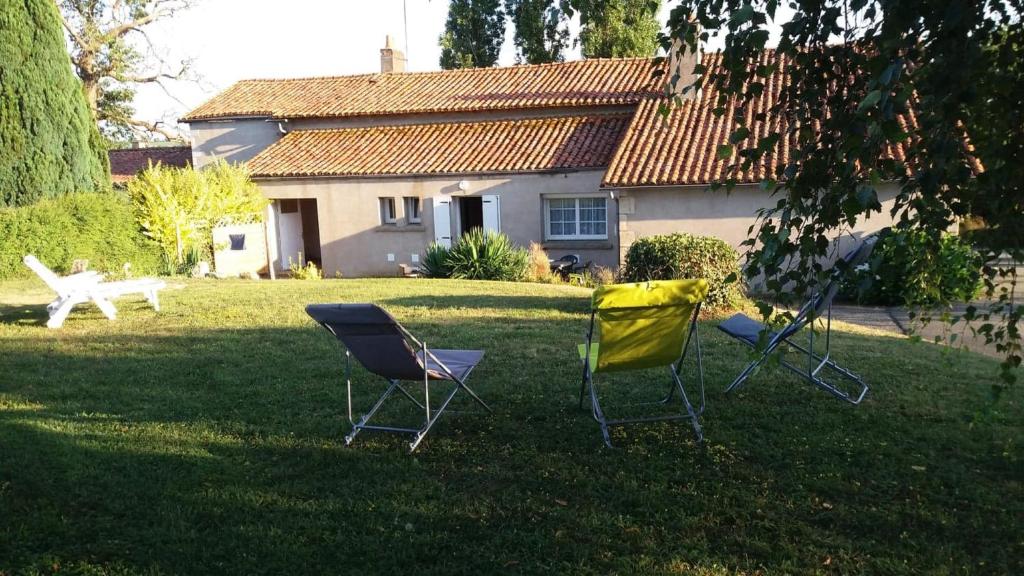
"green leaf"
857,90,882,113
717,144,733,160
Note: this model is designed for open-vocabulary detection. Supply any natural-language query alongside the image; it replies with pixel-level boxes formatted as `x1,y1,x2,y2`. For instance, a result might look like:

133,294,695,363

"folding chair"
577,279,709,448
306,303,492,453
717,235,880,404
24,255,165,329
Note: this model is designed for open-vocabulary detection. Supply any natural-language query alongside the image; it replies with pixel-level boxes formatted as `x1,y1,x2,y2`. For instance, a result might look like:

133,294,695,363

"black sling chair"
717,234,881,404
307,303,492,452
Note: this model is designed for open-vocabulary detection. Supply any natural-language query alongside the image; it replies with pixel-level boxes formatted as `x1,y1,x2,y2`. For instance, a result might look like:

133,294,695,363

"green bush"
621,233,743,310
420,242,452,279
128,161,268,271
842,229,983,306
0,192,163,279
421,229,529,281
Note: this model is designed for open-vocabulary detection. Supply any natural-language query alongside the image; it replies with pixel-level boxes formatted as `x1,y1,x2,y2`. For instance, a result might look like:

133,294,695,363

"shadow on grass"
0,319,1021,574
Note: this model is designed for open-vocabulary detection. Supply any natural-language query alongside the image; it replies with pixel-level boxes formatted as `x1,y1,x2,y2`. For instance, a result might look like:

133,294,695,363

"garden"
0,275,1021,574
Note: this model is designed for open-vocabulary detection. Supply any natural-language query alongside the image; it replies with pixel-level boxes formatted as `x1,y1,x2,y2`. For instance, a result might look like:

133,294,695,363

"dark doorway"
459,196,483,235
299,198,322,266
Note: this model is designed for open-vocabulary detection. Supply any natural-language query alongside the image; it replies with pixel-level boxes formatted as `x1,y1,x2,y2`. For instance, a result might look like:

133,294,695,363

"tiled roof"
604,52,918,187
182,58,657,121
108,145,192,184
247,114,630,178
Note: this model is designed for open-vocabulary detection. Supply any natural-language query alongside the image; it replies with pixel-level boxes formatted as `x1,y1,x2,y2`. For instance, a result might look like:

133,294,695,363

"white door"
482,194,500,233
276,201,304,269
432,197,452,248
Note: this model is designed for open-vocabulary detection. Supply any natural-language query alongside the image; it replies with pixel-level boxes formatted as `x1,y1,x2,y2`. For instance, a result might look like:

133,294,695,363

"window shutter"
431,198,452,248
482,195,501,233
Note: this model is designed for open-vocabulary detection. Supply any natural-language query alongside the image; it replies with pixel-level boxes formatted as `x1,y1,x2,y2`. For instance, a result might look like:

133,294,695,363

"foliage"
506,0,570,64
842,230,983,307
621,233,742,311
572,264,616,288
0,192,162,279
0,278,1020,573
56,0,195,142
0,0,109,207
288,257,322,281
565,0,661,58
665,0,1022,384
127,161,268,270
420,242,453,279
422,229,529,281
527,242,555,282
439,0,506,69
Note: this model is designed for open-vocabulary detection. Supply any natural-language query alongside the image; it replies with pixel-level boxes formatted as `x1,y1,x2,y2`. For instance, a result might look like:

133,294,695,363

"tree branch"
126,117,184,141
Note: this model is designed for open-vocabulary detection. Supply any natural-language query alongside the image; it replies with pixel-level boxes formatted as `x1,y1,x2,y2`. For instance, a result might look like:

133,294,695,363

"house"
180,40,901,277
108,144,192,186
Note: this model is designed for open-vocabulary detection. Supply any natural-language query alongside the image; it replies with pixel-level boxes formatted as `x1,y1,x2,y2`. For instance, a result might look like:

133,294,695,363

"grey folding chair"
717,234,881,404
306,303,492,452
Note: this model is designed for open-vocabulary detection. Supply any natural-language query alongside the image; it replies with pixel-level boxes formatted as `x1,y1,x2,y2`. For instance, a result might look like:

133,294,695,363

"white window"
404,197,421,224
379,197,397,225
544,196,607,240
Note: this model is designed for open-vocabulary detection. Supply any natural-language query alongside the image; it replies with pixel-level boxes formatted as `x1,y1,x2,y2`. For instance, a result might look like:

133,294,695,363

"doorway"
458,196,483,235
299,199,321,267
275,198,321,271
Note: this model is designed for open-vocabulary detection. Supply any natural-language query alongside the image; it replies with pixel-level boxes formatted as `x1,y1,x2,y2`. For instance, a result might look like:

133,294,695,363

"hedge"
0,192,163,280
621,233,743,310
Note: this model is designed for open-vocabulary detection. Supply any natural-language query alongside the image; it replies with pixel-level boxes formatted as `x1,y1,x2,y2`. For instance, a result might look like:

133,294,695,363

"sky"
132,1,771,138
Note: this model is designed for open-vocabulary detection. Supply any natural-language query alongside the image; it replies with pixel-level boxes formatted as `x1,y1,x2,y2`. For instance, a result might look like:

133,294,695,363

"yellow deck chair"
577,279,709,447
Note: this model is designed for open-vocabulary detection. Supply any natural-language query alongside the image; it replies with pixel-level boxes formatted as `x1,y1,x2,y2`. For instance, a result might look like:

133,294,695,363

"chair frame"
579,302,706,448
724,293,869,404
24,255,164,329
320,320,492,453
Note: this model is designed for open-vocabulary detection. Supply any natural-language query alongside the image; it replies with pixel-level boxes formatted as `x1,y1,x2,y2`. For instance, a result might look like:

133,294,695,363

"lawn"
0,277,1020,575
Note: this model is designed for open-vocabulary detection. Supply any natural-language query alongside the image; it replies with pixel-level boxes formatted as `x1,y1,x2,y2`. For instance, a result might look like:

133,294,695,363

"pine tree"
439,0,507,69
506,0,570,64
0,0,109,207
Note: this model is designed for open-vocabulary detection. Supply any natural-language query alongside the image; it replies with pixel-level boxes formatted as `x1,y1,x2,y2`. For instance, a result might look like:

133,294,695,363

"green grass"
0,277,1020,575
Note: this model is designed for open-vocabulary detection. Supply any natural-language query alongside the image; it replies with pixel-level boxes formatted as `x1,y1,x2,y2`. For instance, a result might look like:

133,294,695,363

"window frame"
404,196,421,224
543,195,608,241
379,197,397,225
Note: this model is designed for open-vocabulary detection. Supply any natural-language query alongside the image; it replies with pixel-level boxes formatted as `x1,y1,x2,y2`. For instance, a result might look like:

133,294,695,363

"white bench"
23,255,167,328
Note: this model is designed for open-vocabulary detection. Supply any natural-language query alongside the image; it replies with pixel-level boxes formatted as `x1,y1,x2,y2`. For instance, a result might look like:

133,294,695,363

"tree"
439,0,507,69
566,0,661,58
506,0,570,64
0,0,109,207
127,161,267,270
664,1,1022,385
56,0,195,142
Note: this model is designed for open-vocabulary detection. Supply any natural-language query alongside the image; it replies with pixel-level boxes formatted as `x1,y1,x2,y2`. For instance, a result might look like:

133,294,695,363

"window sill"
543,240,613,250
374,224,426,233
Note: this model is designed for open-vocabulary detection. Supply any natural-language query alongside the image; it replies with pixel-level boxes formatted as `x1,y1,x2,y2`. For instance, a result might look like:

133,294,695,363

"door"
299,199,321,266
458,196,483,235
482,194,500,233
276,199,304,269
432,197,452,248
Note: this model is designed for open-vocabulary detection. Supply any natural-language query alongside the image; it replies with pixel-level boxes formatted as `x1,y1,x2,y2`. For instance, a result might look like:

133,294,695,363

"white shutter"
482,194,501,233
431,198,452,248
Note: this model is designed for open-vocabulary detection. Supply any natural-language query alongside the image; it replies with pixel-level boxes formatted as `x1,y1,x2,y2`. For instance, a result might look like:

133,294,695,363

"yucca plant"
445,228,528,281
420,242,452,278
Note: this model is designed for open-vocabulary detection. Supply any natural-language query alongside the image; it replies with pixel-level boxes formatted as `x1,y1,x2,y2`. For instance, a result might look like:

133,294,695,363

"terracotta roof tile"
603,52,922,187
108,146,191,184
247,114,631,178
182,58,657,121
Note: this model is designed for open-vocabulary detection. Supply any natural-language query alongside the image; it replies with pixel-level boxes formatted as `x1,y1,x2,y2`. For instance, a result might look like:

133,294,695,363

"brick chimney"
380,35,406,73
666,32,701,100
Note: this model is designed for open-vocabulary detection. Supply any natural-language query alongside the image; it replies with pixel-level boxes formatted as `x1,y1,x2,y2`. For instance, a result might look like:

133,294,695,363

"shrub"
420,242,452,279
527,242,556,283
621,233,742,310
0,192,163,279
421,229,529,281
288,256,322,280
127,161,267,270
842,229,983,306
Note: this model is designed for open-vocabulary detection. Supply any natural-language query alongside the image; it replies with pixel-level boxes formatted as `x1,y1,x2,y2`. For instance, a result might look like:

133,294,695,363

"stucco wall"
615,183,901,283
189,119,282,169
256,170,615,277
